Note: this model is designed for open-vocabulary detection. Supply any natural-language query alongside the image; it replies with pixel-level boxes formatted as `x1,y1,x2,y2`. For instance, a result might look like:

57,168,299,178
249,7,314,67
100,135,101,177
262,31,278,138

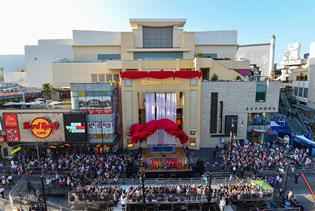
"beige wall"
52,62,121,87
200,81,280,148
194,58,243,80
195,45,238,59
182,32,195,59
72,46,121,60
120,32,134,60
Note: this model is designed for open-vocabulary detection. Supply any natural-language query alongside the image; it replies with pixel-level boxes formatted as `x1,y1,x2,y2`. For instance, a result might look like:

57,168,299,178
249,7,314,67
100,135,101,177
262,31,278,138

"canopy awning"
294,135,315,147
120,70,202,80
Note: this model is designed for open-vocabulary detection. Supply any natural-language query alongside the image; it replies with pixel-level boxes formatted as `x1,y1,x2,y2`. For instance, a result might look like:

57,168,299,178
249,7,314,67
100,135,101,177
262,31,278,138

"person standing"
295,172,299,184
0,185,4,198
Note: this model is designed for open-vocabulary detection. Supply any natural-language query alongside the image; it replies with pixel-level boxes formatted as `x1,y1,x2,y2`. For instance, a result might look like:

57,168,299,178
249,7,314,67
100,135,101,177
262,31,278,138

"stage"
141,147,193,178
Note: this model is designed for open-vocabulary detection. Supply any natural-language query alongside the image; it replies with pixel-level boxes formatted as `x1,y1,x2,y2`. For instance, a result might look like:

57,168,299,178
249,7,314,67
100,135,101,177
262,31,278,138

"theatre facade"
21,19,280,150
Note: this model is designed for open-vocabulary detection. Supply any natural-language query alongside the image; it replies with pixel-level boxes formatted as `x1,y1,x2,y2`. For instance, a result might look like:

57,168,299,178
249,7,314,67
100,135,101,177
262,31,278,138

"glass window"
99,74,105,83
299,87,303,97
106,74,113,82
134,52,183,60
91,74,98,83
210,93,218,133
97,54,121,61
303,88,308,98
143,26,173,48
294,87,298,96
202,53,218,59
256,82,266,102
113,74,120,82
124,80,132,87
190,79,197,86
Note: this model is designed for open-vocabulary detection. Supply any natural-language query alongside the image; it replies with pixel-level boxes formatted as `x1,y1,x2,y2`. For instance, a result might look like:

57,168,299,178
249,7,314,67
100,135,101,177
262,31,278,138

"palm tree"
42,83,53,100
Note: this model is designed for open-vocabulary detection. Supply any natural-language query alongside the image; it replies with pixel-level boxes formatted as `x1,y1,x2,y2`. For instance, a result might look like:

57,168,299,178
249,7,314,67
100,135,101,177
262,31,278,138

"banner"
18,113,65,142
63,113,87,142
78,96,112,113
3,113,20,142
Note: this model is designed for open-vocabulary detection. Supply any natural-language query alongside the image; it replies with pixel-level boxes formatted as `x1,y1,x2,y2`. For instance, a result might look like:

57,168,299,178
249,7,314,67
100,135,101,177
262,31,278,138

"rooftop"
129,19,186,28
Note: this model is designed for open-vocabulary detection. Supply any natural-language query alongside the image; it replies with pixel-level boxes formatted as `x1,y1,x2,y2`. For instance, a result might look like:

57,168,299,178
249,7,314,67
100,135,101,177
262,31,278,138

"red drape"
120,70,201,79
129,118,188,144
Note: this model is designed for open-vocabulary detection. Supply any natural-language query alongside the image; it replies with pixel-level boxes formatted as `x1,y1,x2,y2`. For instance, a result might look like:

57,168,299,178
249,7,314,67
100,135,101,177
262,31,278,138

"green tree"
42,83,53,100
210,73,219,81
235,75,242,81
195,52,204,58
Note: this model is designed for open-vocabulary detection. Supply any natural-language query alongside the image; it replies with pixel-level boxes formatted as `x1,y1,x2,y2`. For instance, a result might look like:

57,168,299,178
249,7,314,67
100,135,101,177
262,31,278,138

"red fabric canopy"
120,70,201,80
129,118,189,144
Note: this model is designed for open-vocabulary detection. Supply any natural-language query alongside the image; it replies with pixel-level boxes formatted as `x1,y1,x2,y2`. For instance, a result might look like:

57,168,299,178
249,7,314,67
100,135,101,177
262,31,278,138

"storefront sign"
63,113,87,142
3,113,20,142
18,113,65,142
23,118,59,139
140,80,181,86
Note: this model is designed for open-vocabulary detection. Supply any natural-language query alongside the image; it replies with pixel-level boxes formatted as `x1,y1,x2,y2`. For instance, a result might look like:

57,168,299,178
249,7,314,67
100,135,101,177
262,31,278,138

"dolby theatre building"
25,19,280,149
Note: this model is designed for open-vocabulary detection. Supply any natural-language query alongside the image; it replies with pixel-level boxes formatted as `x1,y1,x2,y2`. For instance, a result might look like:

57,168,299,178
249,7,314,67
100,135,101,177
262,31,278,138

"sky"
0,0,314,61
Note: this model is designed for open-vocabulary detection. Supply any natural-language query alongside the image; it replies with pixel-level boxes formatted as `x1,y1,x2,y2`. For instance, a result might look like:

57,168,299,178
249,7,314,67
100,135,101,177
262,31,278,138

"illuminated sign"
140,80,181,86
3,113,20,142
23,118,59,139
66,123,86,133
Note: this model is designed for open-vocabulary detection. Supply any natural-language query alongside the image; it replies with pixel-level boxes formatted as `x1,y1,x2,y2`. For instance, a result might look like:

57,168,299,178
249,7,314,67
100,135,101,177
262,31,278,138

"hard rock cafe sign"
23,118,59,139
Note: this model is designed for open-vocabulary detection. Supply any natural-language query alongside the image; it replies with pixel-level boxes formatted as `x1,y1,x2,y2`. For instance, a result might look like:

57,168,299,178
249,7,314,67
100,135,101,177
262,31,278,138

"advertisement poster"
79,96,112,113
102,122,113,134
63,113,87,142
18,113,65,142
3,113,20,142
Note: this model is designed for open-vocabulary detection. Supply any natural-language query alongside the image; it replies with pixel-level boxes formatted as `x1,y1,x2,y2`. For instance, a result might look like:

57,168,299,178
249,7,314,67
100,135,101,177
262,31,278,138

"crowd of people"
10,148,142,188
69,185,122,205
222,142,313,174
69,183,272,206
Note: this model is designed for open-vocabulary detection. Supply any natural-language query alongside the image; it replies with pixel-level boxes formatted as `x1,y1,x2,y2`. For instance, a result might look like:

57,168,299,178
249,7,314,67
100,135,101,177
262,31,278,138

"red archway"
129,118,188,144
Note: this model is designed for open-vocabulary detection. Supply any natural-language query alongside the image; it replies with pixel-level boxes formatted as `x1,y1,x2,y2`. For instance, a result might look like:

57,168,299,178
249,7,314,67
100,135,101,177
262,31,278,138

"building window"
97,54,121,61
134,52,183,60
303,88,308,98
299,87,303,97
113,74,120,82
99,74,105,83
256,81,266,102
190,79,197,86
201,68,210,81
202,53,218,59
143,26,173,48
210,93,218,133
124,80,132,87
106,74,113,82
91,74,98,83
294,87,298,96
304,74,308,81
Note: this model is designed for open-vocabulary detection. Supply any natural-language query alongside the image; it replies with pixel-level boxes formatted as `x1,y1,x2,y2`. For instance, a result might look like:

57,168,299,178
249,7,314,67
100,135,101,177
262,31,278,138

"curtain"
145,93,155,122
156,93,166,119
145,93,157,145
165,93,177,122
